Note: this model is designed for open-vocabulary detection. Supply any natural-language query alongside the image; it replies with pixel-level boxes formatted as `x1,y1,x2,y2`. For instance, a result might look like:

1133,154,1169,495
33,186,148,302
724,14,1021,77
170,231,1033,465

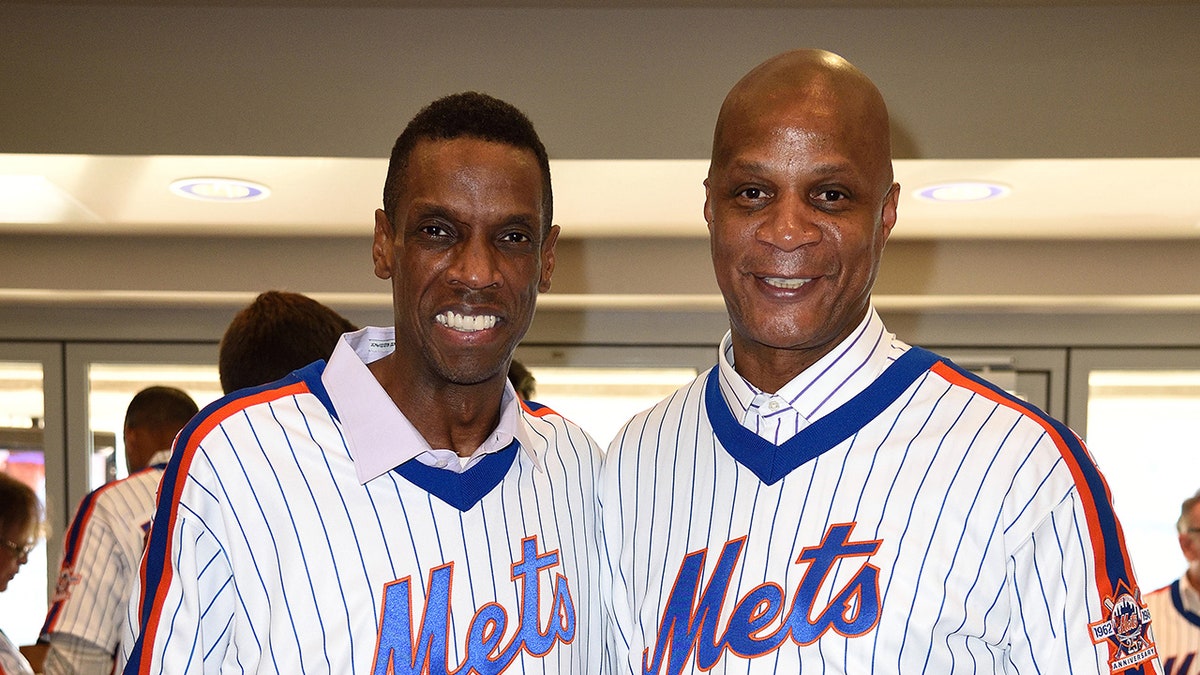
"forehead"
712,80,889,183
407,136,539,184
401,137,544,216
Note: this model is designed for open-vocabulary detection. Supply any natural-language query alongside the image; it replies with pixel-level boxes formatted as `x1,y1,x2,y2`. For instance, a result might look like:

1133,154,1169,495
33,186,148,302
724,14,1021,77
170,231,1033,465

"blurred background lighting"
915,181,1011,203
169,177,269,202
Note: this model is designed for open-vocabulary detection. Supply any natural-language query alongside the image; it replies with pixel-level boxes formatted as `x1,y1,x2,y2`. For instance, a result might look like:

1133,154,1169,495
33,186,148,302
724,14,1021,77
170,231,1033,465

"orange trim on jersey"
519,399,560,418
134,381,310,674
929,361,1135,601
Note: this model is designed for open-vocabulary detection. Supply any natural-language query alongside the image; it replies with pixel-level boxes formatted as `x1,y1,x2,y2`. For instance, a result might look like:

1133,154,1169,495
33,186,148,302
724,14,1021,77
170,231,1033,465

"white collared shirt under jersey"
323,326,539,482
716,306,910,444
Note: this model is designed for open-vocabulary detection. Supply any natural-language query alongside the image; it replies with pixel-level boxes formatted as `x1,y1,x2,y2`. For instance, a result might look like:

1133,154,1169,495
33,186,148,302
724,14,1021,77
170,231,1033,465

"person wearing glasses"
1144,489,1200,672
0,470,42,675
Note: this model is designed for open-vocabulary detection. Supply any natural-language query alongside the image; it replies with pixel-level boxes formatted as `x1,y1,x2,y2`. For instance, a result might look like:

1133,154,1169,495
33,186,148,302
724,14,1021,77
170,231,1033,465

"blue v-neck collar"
705,347,941,485
393,440,520,511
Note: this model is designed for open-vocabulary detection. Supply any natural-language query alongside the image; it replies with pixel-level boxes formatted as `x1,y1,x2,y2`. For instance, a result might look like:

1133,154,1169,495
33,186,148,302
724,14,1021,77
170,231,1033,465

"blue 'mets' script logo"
372,536,575,674
644,522,882,675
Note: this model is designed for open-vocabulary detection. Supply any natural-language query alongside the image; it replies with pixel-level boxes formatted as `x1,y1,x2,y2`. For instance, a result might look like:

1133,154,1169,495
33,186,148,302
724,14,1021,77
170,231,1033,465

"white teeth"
763,276,811,289
435,311,498,332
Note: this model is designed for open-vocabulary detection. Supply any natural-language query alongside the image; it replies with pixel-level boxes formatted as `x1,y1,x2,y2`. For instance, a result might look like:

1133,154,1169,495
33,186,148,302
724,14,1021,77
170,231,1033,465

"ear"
880,182,900,242
703,178,714,235
372,209,396,280
538,224,560,293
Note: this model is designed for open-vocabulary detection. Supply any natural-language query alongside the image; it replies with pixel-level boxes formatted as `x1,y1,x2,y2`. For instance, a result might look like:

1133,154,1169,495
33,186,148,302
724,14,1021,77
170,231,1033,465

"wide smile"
760,275,813,290
435,310,500,333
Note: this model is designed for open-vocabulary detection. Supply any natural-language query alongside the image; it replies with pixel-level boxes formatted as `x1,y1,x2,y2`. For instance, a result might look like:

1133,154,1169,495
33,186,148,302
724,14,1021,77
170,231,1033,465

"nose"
447,235,503,290
755,193,821,252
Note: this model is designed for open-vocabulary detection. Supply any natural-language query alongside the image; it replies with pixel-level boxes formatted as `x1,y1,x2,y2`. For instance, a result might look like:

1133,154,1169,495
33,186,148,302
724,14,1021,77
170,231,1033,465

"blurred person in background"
1144,489,1200,674
508,359,537,400
1,470,43,675
218,290,358,394
40,387,198,675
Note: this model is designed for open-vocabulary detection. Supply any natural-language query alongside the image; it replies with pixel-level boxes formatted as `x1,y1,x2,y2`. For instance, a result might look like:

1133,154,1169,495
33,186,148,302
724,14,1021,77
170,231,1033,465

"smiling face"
705,51,899,392
372,136,557,390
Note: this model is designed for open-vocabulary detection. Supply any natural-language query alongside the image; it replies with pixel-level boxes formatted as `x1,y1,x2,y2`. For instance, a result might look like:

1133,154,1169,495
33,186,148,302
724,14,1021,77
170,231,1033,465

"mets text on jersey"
643,522,882,675
371,536,575,674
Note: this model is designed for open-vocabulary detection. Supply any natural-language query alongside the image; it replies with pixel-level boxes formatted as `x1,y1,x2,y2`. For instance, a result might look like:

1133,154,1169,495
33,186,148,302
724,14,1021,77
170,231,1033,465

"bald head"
711,49,894,192
703,49,901,389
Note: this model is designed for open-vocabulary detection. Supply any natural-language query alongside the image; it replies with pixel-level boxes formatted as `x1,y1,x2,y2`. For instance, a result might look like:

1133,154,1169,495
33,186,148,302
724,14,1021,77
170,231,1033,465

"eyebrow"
410,203,540,230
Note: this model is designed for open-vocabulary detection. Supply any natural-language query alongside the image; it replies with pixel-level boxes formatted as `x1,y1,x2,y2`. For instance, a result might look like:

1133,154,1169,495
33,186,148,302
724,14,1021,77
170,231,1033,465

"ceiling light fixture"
169,177,270,202
914,181,1011,203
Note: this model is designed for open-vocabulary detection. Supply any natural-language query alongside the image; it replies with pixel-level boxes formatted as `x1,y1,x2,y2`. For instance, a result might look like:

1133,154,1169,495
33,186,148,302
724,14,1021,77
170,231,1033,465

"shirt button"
768,400,781,411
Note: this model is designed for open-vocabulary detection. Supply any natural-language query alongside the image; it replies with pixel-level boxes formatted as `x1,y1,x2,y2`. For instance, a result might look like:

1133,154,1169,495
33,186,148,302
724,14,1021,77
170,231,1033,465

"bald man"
598,49,1163,674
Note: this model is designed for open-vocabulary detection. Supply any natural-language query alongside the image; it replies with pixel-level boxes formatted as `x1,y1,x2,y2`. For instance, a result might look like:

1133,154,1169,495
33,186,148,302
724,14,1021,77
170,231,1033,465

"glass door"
64,343,222,508
0,343,63,648
1068,348,1200,592
514,344,713,450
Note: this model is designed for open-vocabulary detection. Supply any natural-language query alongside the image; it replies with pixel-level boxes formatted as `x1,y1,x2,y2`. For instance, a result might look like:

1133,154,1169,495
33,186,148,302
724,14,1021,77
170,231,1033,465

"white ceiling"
3,154,1198,240
1,1,1198,327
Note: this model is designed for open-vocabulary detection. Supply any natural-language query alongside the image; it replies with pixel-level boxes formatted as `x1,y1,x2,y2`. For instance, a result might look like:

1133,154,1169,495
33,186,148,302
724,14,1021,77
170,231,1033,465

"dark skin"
124,423,185,474
369,137,558,456
705,49,899,393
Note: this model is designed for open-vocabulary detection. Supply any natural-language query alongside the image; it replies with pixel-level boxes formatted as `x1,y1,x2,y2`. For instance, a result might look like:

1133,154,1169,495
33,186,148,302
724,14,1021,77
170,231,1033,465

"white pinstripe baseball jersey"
0,628,34,675
599,327,1163,674
120,328,604,674
1145,578,1200,674
41,449,171,665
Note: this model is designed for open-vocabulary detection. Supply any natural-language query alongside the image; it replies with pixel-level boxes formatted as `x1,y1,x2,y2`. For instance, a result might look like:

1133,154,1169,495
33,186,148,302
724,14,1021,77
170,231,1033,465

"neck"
368,354,506,457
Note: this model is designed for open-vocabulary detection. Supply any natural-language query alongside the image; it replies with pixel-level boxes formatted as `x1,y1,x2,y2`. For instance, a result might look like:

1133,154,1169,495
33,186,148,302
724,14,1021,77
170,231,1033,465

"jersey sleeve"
1004,438,1164,674
121,438,237,675
42,493,127,655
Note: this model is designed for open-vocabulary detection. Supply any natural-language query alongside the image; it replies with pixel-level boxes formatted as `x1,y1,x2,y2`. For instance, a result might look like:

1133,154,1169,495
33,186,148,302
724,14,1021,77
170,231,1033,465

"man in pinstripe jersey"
1144,490,1200,674
599,49,1164,674
119,92,604,674
41,387,198,675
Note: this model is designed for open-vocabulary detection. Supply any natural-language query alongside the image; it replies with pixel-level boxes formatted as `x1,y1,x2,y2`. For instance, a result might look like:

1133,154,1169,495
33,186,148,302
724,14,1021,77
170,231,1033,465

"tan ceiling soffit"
2,289,1199,314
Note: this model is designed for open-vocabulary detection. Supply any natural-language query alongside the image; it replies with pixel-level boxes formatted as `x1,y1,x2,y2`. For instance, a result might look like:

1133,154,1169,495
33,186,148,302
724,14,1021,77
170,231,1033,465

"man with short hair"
1144,490,1200,673
41,386,198,675
121,92,603,674
599,49,1162,674
218,290,358,394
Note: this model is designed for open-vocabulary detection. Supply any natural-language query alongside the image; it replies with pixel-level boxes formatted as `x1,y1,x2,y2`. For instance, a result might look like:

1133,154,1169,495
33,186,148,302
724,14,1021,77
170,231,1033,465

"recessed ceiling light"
914,181,1011,203
169,177,270,202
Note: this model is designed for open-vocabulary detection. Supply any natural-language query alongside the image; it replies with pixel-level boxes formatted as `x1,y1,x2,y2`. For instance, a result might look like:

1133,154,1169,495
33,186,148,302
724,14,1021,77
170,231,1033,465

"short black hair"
124,386,199,432
382,91,553,234
219,291,359,394
508,359,536,400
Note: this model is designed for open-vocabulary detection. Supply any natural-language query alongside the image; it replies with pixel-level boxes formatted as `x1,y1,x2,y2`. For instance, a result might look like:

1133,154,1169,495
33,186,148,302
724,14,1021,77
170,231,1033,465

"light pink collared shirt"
322,326,540,485
716,306,910,445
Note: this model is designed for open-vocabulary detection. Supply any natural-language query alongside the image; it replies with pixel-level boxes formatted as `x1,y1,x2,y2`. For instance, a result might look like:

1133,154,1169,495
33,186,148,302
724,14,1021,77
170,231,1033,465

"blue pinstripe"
601,342,1162,674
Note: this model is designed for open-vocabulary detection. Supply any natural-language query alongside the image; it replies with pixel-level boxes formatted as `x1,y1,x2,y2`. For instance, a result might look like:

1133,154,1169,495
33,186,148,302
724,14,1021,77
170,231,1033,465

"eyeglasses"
1,537,36,558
